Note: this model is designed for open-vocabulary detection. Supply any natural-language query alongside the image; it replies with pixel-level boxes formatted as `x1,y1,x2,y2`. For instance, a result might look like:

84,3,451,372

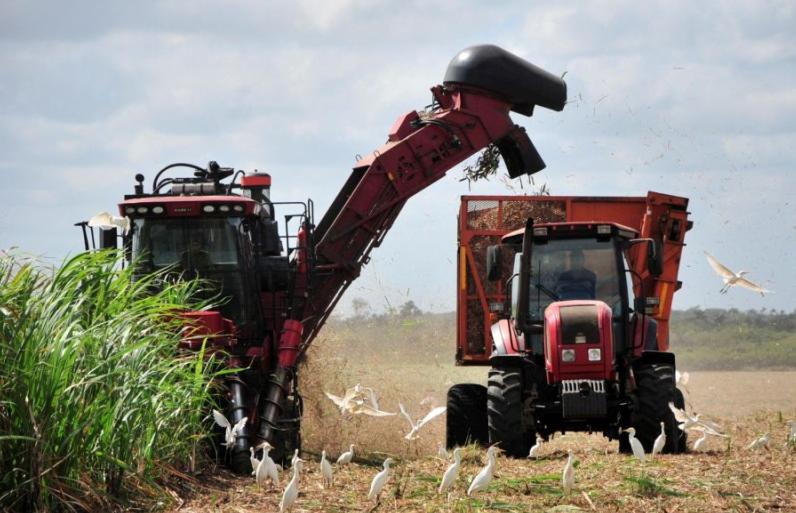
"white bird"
787,420,796,443
438,447,461,494
624,427,646,462
669,402,726,436
651,422,666,458
747,433,770,450
249,446,261,475
675,370,690,387
399,403,447,440
325,384,396,416
467,445,500,496
336,444,355,465
212,410,248,448
320,450,333,488
367,457,394,503
279,458,303,513
255,442,280,486
705,251,773,296
437,442,449,459
692,431,708,451
562,449,575,495
528,435,544,458
88,211,131,235
291,448,300,467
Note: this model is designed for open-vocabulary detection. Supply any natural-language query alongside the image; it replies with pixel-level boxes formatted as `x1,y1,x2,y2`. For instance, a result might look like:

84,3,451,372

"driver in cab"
181,235,213,271
554,249,596,300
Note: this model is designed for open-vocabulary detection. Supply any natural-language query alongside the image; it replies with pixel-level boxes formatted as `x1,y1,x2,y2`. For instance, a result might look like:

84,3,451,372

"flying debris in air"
704,251,773,296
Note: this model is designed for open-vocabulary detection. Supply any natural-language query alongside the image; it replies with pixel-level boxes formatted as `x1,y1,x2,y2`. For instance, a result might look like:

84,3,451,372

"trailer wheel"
620,362,686,454
487,367,532,457
446,384,488,449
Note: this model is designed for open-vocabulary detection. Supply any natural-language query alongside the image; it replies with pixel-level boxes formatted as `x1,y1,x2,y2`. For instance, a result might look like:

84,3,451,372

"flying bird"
368,458,394,503
624,427,646,462
212,410,248,448
467,445,500,496
562,449,575,495
88,211,131,235
528,435,544,458
336,444,355,465
399,403,447,440
651,422,666,458
747,433,770,451
675,370,690,387
669,402,726,436
438,447,461,494
279,458,303,513
325,384,395,416
705,251,772,296
320,450,333,488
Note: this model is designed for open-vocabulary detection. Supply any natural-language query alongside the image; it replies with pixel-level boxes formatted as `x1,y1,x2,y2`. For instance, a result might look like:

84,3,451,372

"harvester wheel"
446,384,488,449
487,367,532,457
620,362,686,454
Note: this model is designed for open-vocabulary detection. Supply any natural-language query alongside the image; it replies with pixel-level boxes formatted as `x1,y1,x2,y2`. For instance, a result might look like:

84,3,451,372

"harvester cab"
448,193,692,458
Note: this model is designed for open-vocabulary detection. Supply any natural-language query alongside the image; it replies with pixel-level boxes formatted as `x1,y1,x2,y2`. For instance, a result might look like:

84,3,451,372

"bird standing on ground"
212,410,248,448
787,420,796,443
255,442,279,487
528,435,544,458
291,448,300,467
705,251,773,296
437,442,449,459
562,449,575,495
320,450,333,488
652,422,666,458
467,445,500,496
279,458,303,513
249,446,261,475
399,402,447,440
747,433,770,450
438,447,462,494
336,444,355,465
368,458,394,503
624,427,646,462
692,430,708,451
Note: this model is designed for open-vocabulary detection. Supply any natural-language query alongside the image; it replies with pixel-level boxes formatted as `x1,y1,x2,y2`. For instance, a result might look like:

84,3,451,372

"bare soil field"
167,328,796,513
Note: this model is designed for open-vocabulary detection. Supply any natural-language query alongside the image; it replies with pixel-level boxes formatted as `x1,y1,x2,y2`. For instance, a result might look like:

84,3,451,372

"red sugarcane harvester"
447,193,693,456
77,45,568,471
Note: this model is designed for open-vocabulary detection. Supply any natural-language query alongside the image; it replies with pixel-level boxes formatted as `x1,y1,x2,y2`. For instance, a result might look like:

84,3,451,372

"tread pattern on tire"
487,368,531,457
446,383,488,449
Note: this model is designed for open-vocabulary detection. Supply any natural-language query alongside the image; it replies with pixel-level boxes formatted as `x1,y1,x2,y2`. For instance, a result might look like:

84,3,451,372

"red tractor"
448,193,692,456
78,45,568,471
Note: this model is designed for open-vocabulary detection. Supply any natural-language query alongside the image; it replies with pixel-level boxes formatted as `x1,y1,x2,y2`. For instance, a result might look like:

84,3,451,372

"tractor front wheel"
446,383,488,448
487,367,532,457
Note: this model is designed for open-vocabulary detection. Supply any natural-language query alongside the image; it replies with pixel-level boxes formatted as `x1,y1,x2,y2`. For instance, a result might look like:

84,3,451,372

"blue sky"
1,1,794,315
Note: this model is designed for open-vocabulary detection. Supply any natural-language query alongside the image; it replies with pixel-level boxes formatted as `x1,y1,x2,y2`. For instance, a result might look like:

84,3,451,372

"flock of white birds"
208,377,795,512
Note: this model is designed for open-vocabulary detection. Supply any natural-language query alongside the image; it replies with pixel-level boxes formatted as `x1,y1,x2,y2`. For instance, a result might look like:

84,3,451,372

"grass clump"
0,250,220,512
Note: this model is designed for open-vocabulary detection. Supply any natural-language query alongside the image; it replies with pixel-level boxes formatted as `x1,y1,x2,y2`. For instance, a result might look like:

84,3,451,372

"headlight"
202,205,216,213
588,348,602,361
597,224,611,235
561,349,576,362
124,206,136,214
136,206,149,214
151,206,164,214
219,205,230,212
233,205,244,212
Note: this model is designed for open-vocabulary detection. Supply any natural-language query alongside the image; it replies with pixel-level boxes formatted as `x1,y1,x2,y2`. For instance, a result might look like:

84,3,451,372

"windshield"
527,237,622,321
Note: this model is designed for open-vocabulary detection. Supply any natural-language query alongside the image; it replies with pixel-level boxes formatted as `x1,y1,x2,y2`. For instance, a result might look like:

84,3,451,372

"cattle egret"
528,435,543,458
705,252,773,296
336,444,355,465
675,370,690,387
291,448,300,468
787,420,796,443
562,450,575,495
467,445,500,496
692,431,708,451
88,211,131,235
624,427,646,462
279,458,303,513
747,433,770,450
399,402,447,440
249,446,261,475
325,385,395,416
255,442,279,487
438,448,461,494
652,422,666,458
437,442,449,459
669,402,726,436
368,458,394,503
320,450,333,487
212,410,248,448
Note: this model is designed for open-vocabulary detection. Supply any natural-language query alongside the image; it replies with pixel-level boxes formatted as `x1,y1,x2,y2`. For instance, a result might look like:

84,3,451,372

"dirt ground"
168,371,796,513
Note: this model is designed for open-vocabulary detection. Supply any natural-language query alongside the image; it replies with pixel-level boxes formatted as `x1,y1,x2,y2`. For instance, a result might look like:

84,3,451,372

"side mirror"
99,227,118,249
647,239,663,277
486,245,502,281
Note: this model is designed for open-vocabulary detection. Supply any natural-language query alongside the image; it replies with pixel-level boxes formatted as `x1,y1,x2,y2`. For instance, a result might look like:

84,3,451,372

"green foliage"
0,250,221,512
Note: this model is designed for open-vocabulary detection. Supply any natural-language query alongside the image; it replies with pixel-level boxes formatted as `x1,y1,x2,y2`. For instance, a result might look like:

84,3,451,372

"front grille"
561,379,607,419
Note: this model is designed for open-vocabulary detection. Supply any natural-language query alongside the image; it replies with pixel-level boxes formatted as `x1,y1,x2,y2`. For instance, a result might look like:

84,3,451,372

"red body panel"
543,300,614,382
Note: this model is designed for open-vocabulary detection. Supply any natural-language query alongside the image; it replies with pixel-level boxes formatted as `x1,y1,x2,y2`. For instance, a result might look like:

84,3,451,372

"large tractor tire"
446,384,488,449
620,362,686,454
487,367,532,457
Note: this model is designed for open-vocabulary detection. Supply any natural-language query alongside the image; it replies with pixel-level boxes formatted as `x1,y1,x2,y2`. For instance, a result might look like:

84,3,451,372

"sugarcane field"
1,2,794,513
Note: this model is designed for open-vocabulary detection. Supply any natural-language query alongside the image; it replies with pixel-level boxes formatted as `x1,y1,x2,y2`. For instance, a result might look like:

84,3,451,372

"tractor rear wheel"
446,383,488,448
487,367,532,457
620,362,686,454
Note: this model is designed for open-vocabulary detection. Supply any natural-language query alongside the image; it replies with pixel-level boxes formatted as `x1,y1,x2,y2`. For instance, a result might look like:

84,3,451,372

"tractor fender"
491,319,524,356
